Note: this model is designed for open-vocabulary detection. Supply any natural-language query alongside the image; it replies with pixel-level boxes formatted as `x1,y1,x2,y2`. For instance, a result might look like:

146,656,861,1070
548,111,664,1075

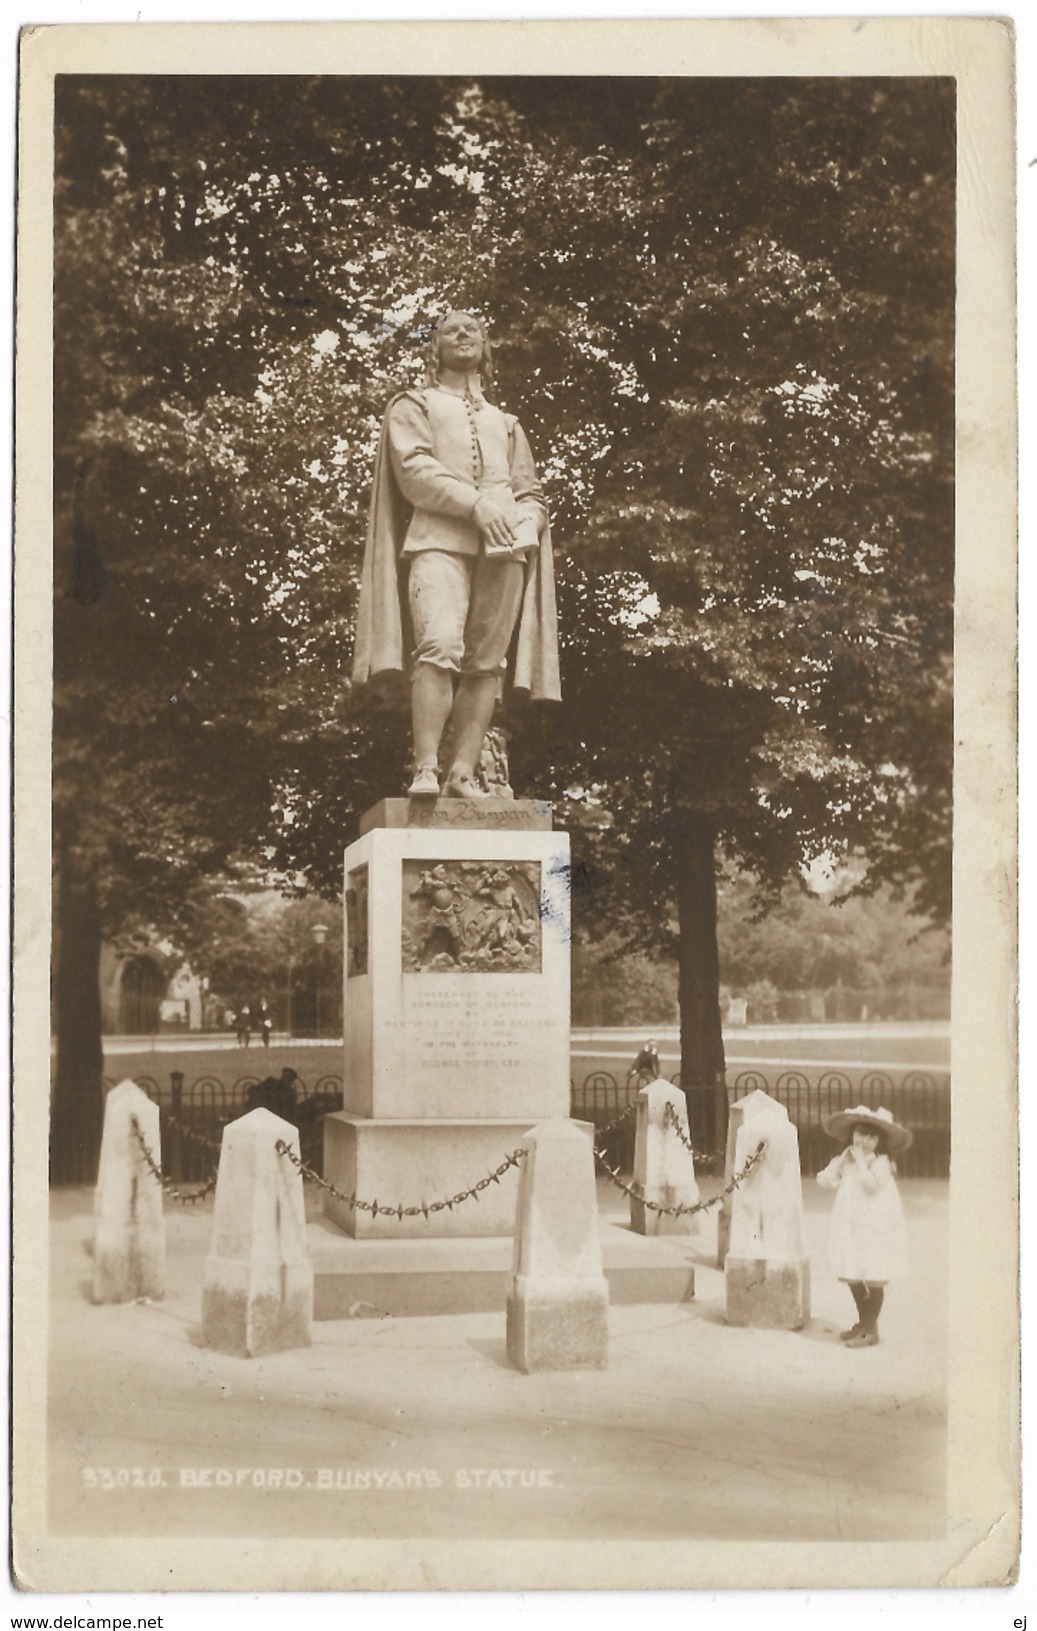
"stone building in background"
98,934,207,1035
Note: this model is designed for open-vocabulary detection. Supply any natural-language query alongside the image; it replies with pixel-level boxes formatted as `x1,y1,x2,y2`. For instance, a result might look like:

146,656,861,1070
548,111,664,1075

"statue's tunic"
352,386,561,702
390,386,546,560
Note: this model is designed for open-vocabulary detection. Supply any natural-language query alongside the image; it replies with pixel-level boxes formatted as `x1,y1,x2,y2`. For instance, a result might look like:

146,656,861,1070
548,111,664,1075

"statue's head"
425,310,495,394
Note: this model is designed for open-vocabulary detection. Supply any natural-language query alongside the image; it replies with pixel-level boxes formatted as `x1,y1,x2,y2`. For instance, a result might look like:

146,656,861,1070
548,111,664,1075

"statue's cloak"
351,397,562,703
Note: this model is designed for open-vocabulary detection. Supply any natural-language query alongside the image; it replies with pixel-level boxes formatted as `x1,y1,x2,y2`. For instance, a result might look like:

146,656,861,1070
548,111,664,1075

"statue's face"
437,311,486,374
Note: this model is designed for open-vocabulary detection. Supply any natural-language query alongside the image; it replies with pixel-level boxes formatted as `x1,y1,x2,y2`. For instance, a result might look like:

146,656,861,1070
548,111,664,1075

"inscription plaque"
401,860,542,973
395,985,559,1074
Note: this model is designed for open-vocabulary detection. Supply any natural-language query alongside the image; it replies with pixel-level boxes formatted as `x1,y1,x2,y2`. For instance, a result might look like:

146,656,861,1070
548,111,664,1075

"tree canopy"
53,74,955,1114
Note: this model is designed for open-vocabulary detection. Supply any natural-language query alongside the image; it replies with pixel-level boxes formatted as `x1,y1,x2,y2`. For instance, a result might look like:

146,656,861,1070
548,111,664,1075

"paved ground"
41,1176,948,1557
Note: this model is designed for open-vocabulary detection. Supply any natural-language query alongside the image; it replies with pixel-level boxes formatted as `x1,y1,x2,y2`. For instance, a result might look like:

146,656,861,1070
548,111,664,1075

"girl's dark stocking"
848,1281,869,1320
864,1285,884,1330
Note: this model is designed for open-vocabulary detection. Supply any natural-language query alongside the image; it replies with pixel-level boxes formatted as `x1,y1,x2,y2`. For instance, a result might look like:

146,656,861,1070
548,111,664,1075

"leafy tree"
571,934,678,1029
52,74,953,1167
485,77,954,1141
52,76,469,1167
716,871,950,1004
173,884,342,1026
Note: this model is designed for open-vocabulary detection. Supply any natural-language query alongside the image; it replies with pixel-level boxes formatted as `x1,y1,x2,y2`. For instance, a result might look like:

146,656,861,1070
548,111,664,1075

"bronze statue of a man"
352,311,560,798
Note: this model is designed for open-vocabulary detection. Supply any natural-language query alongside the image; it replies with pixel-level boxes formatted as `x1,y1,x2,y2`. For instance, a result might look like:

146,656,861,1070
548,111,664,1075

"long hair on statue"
423,310,496,399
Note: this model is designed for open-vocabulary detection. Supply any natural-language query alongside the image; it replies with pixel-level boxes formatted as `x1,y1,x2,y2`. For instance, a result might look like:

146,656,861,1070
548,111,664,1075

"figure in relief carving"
407,864,465,968
401,860,541,973
475,725,515,798
345,869,369,976
468,867,536,959
352,311,560,801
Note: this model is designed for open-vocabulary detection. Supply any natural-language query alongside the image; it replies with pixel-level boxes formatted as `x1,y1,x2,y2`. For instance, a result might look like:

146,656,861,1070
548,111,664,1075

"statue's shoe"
407,765,441,797
444,767,491,800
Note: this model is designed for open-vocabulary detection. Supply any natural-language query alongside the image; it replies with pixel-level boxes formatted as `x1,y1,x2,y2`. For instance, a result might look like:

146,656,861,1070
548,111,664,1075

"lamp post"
311,922,329,1037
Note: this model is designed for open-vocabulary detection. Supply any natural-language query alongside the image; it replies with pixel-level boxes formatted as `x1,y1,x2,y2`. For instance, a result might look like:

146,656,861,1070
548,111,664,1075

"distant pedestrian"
631,1038,661,1085
235,1006,252,1048
816,1105,911,1348
258,1000,273,1048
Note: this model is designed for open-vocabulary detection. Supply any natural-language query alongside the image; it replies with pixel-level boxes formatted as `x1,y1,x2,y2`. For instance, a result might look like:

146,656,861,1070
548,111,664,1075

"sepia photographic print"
12,15,1018,1599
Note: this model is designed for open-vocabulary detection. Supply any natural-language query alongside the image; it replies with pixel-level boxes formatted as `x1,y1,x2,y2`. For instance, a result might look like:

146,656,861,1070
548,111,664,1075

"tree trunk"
51,849,105,1184
674,809,728,1156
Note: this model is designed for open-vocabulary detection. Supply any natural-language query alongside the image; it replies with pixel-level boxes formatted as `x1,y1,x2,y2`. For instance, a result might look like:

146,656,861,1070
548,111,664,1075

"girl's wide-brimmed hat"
822,1104,914,1153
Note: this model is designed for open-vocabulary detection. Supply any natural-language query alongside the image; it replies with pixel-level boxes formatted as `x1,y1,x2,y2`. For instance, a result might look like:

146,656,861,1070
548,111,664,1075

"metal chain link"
590,1100,638,1138
661,1101,725,1172
158,1105,226,1156
130,1090,754,1220
594,1095,725,1171
594,1139,767,1218
131,1118,220,1205
276,1139,526,1220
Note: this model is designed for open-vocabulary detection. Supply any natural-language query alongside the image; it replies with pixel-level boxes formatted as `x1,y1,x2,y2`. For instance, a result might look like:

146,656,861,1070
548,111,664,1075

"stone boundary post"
506,1118,608,1372
724,1090,810,1330
92,1079,165,1304
201,1107,313,1358
630,1079,700,1238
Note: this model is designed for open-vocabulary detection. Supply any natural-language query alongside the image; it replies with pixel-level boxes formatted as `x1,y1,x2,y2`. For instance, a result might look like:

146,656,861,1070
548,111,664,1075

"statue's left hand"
473,493,518,552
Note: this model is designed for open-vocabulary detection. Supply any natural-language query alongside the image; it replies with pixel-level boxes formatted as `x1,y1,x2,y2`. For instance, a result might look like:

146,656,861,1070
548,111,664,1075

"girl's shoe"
845,1328,880,1348
839,1323,864,1342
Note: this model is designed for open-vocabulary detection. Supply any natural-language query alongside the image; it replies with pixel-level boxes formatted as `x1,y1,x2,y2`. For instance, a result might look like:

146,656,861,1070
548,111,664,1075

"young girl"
816,1105,912,1348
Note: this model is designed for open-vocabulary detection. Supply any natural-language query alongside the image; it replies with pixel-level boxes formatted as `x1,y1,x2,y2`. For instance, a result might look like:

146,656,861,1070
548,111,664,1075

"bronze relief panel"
401,860,542,973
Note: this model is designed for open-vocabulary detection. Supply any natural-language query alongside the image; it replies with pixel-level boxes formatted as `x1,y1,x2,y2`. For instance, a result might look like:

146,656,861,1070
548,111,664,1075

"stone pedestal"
323,1113,529,1239
506,1118,609,1372
630,1079,699,1240
202,1108,313,1357
327,798,571,1238
724,1090,811,1331
93,1079,165,1304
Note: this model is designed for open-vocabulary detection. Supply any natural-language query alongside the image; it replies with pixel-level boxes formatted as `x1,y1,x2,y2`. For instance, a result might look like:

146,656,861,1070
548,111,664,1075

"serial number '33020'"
82,1468,167,1489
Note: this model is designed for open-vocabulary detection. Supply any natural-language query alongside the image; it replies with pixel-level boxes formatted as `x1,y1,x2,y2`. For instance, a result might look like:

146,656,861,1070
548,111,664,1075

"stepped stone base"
309,1219,697,1319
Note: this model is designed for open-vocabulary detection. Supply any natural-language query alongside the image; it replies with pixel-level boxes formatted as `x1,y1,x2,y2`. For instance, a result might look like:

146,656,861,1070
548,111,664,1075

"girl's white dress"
816,1151,909,1282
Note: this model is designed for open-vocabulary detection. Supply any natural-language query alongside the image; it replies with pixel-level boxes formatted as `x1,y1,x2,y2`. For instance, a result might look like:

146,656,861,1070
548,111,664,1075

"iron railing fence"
725,1068,949,1179
569,1068,949,1179
50,1065,949,1185
50,1072,345,1187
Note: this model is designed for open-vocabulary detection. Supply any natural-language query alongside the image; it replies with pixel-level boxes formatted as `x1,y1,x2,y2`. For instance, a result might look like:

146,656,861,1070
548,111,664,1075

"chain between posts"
130,1118,220,1205
129,1093,740,1216
594,1140,767,1218
277,1101,734,1219
596,1096,724,1172
159,1105,226,1155
661,1100,725,1172
276,1140,526,1221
